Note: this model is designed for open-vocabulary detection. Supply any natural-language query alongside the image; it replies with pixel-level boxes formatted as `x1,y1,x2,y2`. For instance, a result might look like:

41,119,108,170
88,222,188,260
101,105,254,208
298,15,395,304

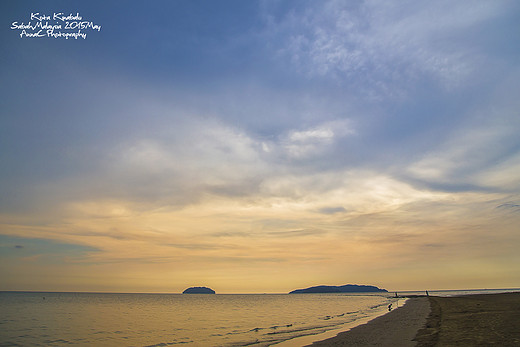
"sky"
1,0,519,293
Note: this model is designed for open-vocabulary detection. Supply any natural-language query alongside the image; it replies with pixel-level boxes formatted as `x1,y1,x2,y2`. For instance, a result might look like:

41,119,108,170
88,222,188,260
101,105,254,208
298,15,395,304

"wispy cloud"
317,206,346,215
270,0,511,95
281,120,354,158
406,70,520,192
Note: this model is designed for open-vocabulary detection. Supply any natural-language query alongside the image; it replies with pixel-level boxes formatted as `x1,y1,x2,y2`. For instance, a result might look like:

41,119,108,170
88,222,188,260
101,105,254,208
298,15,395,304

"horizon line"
2,287,519,295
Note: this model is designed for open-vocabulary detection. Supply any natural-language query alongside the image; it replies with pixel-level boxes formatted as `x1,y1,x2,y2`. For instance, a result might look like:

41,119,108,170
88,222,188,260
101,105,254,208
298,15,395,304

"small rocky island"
182,286,216,294
289,284,387,294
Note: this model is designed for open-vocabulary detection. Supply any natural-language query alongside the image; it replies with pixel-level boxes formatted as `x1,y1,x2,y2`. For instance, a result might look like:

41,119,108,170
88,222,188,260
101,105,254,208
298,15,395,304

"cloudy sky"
1,0,519,293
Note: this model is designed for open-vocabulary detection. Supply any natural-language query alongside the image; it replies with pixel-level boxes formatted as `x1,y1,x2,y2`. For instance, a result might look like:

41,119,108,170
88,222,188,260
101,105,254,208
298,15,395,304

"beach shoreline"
273,297,406,347
309,292,520,346
309,296,430,346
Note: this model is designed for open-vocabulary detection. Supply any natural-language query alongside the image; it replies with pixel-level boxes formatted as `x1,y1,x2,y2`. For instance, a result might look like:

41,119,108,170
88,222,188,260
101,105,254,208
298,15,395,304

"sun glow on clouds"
2,167,463,292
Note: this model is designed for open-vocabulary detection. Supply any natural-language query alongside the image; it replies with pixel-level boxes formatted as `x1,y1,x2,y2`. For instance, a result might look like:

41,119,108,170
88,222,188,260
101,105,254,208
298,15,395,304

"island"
289,284,387,294
182,286,216,294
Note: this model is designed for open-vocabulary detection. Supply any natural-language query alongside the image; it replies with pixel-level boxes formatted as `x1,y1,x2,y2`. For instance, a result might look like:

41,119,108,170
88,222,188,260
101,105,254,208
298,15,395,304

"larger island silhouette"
289,284,387,294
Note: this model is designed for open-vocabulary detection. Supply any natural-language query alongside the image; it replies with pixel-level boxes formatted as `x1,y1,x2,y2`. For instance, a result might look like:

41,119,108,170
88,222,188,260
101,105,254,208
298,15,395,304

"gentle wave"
1,292,395,346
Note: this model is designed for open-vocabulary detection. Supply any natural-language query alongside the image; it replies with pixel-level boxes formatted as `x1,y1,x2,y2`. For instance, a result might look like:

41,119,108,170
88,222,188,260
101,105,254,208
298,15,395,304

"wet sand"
310,292,520,346
309,297,430,346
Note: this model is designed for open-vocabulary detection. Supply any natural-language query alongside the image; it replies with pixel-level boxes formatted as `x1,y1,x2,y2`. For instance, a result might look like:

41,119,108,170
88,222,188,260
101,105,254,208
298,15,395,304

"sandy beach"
310,292,520,346
415,292,520,346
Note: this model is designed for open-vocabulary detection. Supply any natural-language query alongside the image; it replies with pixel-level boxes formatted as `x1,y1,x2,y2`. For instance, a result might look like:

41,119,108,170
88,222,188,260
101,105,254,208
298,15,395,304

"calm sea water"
0,292,396,347
2,289,517,346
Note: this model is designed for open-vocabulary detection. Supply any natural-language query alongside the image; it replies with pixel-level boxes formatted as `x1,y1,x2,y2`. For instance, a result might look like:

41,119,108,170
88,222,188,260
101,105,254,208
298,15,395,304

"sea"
0,289,518,347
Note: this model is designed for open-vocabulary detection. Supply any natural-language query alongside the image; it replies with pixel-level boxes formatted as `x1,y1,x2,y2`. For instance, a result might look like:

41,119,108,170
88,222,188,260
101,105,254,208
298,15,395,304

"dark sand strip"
309,297,430,346
415,292,520,347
